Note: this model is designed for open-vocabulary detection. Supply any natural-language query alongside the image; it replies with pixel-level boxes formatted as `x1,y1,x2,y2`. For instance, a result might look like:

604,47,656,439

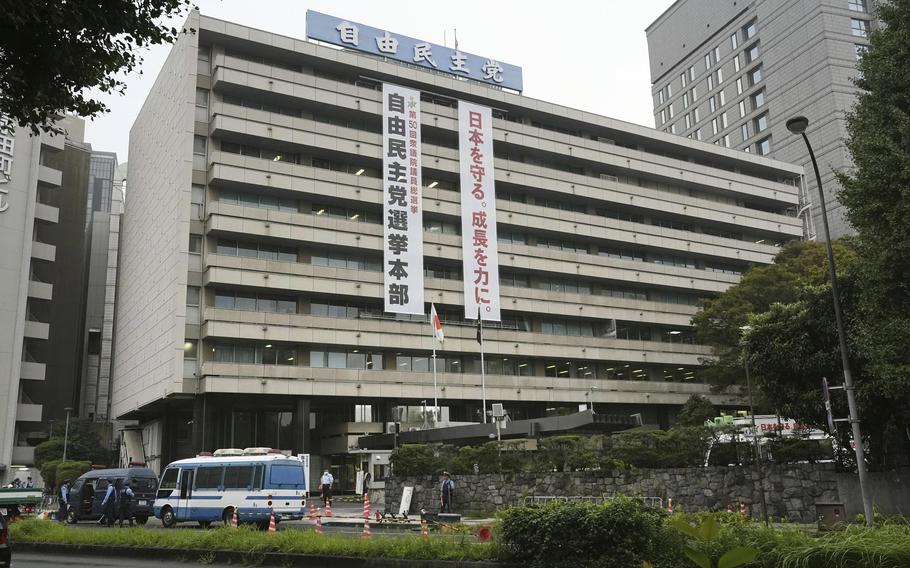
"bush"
607,427,710,468
39,459,62,488
56,461,92,486
497,497,667,568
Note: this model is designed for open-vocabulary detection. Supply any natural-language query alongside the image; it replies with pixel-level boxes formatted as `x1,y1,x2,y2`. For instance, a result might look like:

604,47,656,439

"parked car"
66,467,158,525
0,510,11,568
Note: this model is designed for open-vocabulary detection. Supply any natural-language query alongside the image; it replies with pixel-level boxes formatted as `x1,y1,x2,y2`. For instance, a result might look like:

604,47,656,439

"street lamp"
62,407,72,462
739,326,769,526
786,116,874,527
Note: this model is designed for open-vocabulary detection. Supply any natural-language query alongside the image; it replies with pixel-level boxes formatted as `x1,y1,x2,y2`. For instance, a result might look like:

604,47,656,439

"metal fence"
523,495,664,509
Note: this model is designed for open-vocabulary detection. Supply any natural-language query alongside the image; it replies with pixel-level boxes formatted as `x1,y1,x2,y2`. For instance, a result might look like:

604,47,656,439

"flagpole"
480,314,487,424
432,347,439,423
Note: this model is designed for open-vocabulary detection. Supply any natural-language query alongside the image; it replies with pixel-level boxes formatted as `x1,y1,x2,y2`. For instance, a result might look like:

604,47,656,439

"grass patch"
10,520,500,562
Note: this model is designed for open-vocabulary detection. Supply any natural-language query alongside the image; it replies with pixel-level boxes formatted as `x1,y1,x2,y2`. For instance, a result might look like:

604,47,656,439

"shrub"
390,444,439,477
497,496,667,568
39,459,62,488
56,461,92,486
607,426,710,468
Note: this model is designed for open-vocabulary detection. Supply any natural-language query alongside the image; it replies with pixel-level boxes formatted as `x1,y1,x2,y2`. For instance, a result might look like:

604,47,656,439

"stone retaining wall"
386,464,840,523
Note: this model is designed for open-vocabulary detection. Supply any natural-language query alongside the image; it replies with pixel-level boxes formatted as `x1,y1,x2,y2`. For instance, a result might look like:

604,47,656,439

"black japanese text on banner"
382,83,424,314
459,101,501,321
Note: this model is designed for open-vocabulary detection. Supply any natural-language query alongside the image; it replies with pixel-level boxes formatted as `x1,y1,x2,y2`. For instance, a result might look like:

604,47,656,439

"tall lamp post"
62,407,72,462
786,116,874,527
739,327,769,526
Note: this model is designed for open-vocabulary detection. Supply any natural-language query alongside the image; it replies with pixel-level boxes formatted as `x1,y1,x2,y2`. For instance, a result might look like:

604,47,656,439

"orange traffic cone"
308,501,316,520
314,513,323,535
666,497,674,513
363,493,371,519
325,500,333,517
231,508,239,528
420,518,429,540
268,510,277,533
362,517,371,539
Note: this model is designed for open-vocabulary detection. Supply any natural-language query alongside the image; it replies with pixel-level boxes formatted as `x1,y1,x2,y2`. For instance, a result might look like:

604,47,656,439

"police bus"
153,448,309,528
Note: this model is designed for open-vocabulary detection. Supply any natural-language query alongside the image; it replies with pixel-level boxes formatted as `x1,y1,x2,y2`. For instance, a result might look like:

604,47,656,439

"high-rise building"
0,117,94,482
113,11,802,488
646,0,876,238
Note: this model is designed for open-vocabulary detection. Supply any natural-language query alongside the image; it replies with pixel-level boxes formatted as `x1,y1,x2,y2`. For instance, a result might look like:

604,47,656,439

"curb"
13,541,511,568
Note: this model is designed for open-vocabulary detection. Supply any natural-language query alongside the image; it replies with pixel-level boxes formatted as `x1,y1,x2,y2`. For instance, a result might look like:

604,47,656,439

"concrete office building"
0,117,94,482
114,11,802,488
647,0,876,238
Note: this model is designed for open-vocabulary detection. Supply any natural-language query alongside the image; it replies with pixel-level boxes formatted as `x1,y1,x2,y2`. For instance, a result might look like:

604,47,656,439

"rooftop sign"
306,11,523,93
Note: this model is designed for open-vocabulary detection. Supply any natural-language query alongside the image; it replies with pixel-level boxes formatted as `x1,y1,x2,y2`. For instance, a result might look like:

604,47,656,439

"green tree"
677,395,717,427
0,1,194,134
33,419,111,470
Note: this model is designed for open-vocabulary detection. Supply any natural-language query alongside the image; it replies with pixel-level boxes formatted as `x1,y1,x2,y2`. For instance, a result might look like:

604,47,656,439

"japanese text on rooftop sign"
459,101,501,321
382,83,425,315
306,11,523,92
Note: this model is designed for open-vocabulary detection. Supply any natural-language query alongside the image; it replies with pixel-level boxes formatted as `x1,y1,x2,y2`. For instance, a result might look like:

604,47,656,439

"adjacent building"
113,11,803,490
0,117,91,482
646,0,876,238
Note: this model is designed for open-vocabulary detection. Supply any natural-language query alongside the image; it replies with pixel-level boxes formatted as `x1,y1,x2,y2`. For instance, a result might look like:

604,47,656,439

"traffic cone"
363,493,371,519
739,499,747,516
308,501,316,521
666,497,674,513
314,513,323,535
268,510,277,533
325,500,333,517
420,518,429,540
231,508,239,528
362,517,371,539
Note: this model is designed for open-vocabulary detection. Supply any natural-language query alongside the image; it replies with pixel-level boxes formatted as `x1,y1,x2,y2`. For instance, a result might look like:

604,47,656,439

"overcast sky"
84,0,675,161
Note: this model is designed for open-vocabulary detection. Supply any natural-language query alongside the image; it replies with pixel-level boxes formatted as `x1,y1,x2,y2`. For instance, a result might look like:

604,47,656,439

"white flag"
430,303,445,342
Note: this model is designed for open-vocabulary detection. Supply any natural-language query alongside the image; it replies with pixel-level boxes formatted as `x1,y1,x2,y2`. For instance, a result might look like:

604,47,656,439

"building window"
0,134,14,155
667,83,672,97
685,114,692,129
851,18,869,37
721,112,728,129
757,137,771,155
682,93,689,109
723,134,731,148
707,75,714,91
740,123,750,141
223,190,298,213
183,340,197,359
713,46,721,63
730,32,738,50
216,290,297,314
746,43,761,63
695,128,702,141
709,95,716,113
659,109,667,124
716,67,724,83
694,107,700,122
691,86,697,101
193,135,207,170
197,46,211,75
658,89,665,105
744,20,757,39
719,89,726,106
711,118,719,135
195,88,209,122
848,0,867,12
668,103,674,119
752,90,765,108
189,235,202,254
670,123,676,134
739,99,747,117
736,77,744,95
733,54,741,72
680,72,687,88
704,53,712,69
688,65,695,81
754,113,769,133
216,239,298,263
749,66,763,85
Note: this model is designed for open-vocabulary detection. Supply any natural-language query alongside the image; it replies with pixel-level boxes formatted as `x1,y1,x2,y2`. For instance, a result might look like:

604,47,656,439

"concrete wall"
385,465,907,523
112,10,198,419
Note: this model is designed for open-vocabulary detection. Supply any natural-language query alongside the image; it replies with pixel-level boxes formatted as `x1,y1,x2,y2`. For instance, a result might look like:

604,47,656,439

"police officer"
118,481,135,527
58,479,70,523
100,479,118,526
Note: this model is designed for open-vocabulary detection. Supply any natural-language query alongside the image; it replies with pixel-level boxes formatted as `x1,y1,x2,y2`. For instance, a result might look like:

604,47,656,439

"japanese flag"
430,303,445,342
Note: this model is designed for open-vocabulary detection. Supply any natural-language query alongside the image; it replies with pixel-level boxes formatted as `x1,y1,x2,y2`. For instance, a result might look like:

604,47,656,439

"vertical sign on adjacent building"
382,83,424,314
459,102,501,321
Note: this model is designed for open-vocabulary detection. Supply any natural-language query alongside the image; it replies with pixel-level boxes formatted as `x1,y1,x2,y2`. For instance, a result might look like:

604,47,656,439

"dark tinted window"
159,468,178,490
252,465,264,490
224,466,254,489
195,467,223,489
130,477,158,492
269,464,305,486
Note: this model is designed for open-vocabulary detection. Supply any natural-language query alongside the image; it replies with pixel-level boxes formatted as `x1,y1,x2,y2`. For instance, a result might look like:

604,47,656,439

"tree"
0,1,194,134
33,419,111,470
676,395,716,427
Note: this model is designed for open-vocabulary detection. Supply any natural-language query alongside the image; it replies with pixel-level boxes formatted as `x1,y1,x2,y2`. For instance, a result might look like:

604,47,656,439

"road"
11,552,247,567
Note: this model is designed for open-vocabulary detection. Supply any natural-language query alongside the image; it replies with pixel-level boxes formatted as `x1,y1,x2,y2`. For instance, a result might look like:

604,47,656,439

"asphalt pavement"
11,552,250,567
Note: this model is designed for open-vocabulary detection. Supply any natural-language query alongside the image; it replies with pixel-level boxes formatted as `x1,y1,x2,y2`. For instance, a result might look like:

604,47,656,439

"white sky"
83,0,675,161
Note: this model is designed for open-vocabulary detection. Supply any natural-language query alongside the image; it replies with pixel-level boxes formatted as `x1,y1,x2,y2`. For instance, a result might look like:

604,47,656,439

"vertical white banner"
459,102,501,321
383,83,424,314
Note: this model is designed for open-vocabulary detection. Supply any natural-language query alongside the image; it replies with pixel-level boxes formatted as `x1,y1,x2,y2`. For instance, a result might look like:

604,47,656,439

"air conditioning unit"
600,174,619,183
386,422,398,434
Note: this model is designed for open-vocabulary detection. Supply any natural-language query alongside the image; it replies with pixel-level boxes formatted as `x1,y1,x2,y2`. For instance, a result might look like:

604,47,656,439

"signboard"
382,83,424,314
459,101,501,321
0,132,13,213
297,453,311,493
399,486,414,516
355,469,365,495
306,11,523,92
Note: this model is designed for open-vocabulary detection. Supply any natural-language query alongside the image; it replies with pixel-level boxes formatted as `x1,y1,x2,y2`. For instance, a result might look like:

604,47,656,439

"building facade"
0,117,92,482
646,0,876,238
114,12,803,489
